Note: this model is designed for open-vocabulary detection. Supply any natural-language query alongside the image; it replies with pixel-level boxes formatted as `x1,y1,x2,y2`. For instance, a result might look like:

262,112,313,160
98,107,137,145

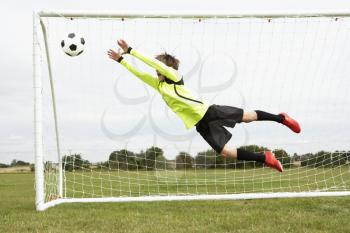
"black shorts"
196,104,244,154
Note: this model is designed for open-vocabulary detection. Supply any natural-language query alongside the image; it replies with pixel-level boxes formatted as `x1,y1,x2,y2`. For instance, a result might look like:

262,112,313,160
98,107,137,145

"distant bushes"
94,145,349,171
300,151,349,168
104,147,168,171
0,163,9,168
0,160,32,169
11,159,30,167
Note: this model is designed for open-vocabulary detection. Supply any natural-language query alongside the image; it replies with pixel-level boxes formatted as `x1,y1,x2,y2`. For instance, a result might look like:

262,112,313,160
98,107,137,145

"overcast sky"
1,0,350,164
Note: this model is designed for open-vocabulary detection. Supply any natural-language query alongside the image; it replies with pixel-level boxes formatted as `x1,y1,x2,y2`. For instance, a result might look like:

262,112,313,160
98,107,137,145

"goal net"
33,11,350,211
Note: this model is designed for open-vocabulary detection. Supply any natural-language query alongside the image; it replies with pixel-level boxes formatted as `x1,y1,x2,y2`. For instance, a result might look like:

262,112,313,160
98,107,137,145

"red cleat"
264,151,283,172
279,112,301,133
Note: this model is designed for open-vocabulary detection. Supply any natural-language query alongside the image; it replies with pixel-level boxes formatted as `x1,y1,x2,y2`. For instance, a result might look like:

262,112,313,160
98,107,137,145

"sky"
1,0,350,164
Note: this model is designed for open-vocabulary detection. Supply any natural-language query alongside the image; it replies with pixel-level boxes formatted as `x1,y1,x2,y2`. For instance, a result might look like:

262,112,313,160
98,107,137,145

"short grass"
58,167,350,198
1,172,350,233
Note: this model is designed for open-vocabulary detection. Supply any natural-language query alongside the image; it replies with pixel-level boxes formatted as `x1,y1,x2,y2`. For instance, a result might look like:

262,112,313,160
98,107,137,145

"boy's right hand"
117,39,129,53
108,48,123,62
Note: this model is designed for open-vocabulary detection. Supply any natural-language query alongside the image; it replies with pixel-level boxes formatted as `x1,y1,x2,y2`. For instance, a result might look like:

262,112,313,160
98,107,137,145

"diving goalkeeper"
108,39,301,172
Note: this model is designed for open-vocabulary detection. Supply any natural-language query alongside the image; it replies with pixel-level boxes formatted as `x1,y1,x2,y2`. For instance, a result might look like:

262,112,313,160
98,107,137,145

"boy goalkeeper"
108,39,301,172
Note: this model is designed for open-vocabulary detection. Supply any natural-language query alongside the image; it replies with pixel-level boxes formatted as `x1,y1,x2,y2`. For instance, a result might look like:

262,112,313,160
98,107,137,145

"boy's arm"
119,57,159,89
108,48,159,89
117,39,180,82
129,48,181,83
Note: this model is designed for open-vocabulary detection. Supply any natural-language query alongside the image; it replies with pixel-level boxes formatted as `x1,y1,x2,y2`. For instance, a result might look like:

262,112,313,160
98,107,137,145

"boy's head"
155,52,180,81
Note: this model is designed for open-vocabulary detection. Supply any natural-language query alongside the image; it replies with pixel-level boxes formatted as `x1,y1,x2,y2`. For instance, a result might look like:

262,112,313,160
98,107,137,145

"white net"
36,14,350,205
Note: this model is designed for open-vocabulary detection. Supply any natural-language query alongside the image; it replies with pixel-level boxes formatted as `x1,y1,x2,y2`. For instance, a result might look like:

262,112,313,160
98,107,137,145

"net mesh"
37,15,350,203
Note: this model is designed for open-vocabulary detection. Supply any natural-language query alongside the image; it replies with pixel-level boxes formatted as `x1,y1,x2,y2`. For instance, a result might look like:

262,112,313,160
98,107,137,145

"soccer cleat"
264,151,283,172
279,112,301,133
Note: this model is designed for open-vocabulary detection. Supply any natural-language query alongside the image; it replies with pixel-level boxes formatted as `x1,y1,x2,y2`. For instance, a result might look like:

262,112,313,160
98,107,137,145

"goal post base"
39,191,350,211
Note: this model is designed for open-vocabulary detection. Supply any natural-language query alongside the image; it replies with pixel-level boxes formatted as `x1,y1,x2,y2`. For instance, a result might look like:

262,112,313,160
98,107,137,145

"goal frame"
33,10,350,211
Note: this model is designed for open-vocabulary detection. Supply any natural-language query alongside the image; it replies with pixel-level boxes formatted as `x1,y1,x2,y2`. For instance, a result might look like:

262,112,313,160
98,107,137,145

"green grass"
56,167,350,198
1,171,350,232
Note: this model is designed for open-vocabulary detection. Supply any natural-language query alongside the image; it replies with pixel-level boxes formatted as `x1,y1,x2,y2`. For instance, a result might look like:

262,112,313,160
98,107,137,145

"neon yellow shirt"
119,48,208,129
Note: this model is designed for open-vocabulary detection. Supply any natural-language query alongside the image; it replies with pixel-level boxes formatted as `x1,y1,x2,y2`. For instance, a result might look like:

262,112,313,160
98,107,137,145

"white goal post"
34,11,350,211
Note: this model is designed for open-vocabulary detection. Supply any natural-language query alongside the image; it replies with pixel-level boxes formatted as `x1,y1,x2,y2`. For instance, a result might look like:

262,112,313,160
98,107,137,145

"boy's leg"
242,110,283,123
221,145,265,162
221,145,283,172
242,110,301,133
241,111,258,123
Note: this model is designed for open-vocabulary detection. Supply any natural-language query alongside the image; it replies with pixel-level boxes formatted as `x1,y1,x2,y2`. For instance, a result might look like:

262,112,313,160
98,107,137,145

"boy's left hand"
117,39,129,54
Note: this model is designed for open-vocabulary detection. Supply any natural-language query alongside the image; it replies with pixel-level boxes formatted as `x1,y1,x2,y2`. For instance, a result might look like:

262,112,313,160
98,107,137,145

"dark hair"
155,52,180,70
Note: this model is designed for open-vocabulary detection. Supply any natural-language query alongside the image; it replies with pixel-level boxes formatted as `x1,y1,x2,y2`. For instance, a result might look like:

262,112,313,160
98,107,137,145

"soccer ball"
61,33,85,57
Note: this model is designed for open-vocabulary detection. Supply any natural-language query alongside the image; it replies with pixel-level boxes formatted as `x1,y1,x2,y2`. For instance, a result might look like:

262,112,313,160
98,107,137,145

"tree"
300,151,331,168
62,154,90,171
155,154,167,170
194,149,224,168
273,149,291,168
331,151,349,167
175,152,194,169
107,149,137,170
140,146,166,170
10,159,17,166
292,153,301,162
135,150,146,169
300,153,313,167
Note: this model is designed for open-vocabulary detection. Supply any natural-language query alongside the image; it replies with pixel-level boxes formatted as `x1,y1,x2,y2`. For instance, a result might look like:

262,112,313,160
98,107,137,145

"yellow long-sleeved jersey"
118,48,208,129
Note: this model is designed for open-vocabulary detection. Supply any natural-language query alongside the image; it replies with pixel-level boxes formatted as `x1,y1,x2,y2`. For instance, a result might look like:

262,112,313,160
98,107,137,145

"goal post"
33,13,44,211
34,11,350,211
34,12,64,211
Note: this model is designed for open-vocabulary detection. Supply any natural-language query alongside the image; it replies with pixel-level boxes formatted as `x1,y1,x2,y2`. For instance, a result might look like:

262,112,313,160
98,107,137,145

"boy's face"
156,71,165,81
156,58,169,81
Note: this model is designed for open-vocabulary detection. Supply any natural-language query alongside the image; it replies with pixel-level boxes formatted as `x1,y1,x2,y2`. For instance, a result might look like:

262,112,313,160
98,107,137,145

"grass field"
51,167,350,199
1,171,350,233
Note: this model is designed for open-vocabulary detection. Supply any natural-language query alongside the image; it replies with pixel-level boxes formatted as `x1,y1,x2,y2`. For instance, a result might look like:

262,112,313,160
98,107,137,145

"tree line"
0,159,31,168
3,146,349,172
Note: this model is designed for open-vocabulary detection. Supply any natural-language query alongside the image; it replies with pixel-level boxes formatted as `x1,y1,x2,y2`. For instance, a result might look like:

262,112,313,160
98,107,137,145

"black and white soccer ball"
61,32,85,57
